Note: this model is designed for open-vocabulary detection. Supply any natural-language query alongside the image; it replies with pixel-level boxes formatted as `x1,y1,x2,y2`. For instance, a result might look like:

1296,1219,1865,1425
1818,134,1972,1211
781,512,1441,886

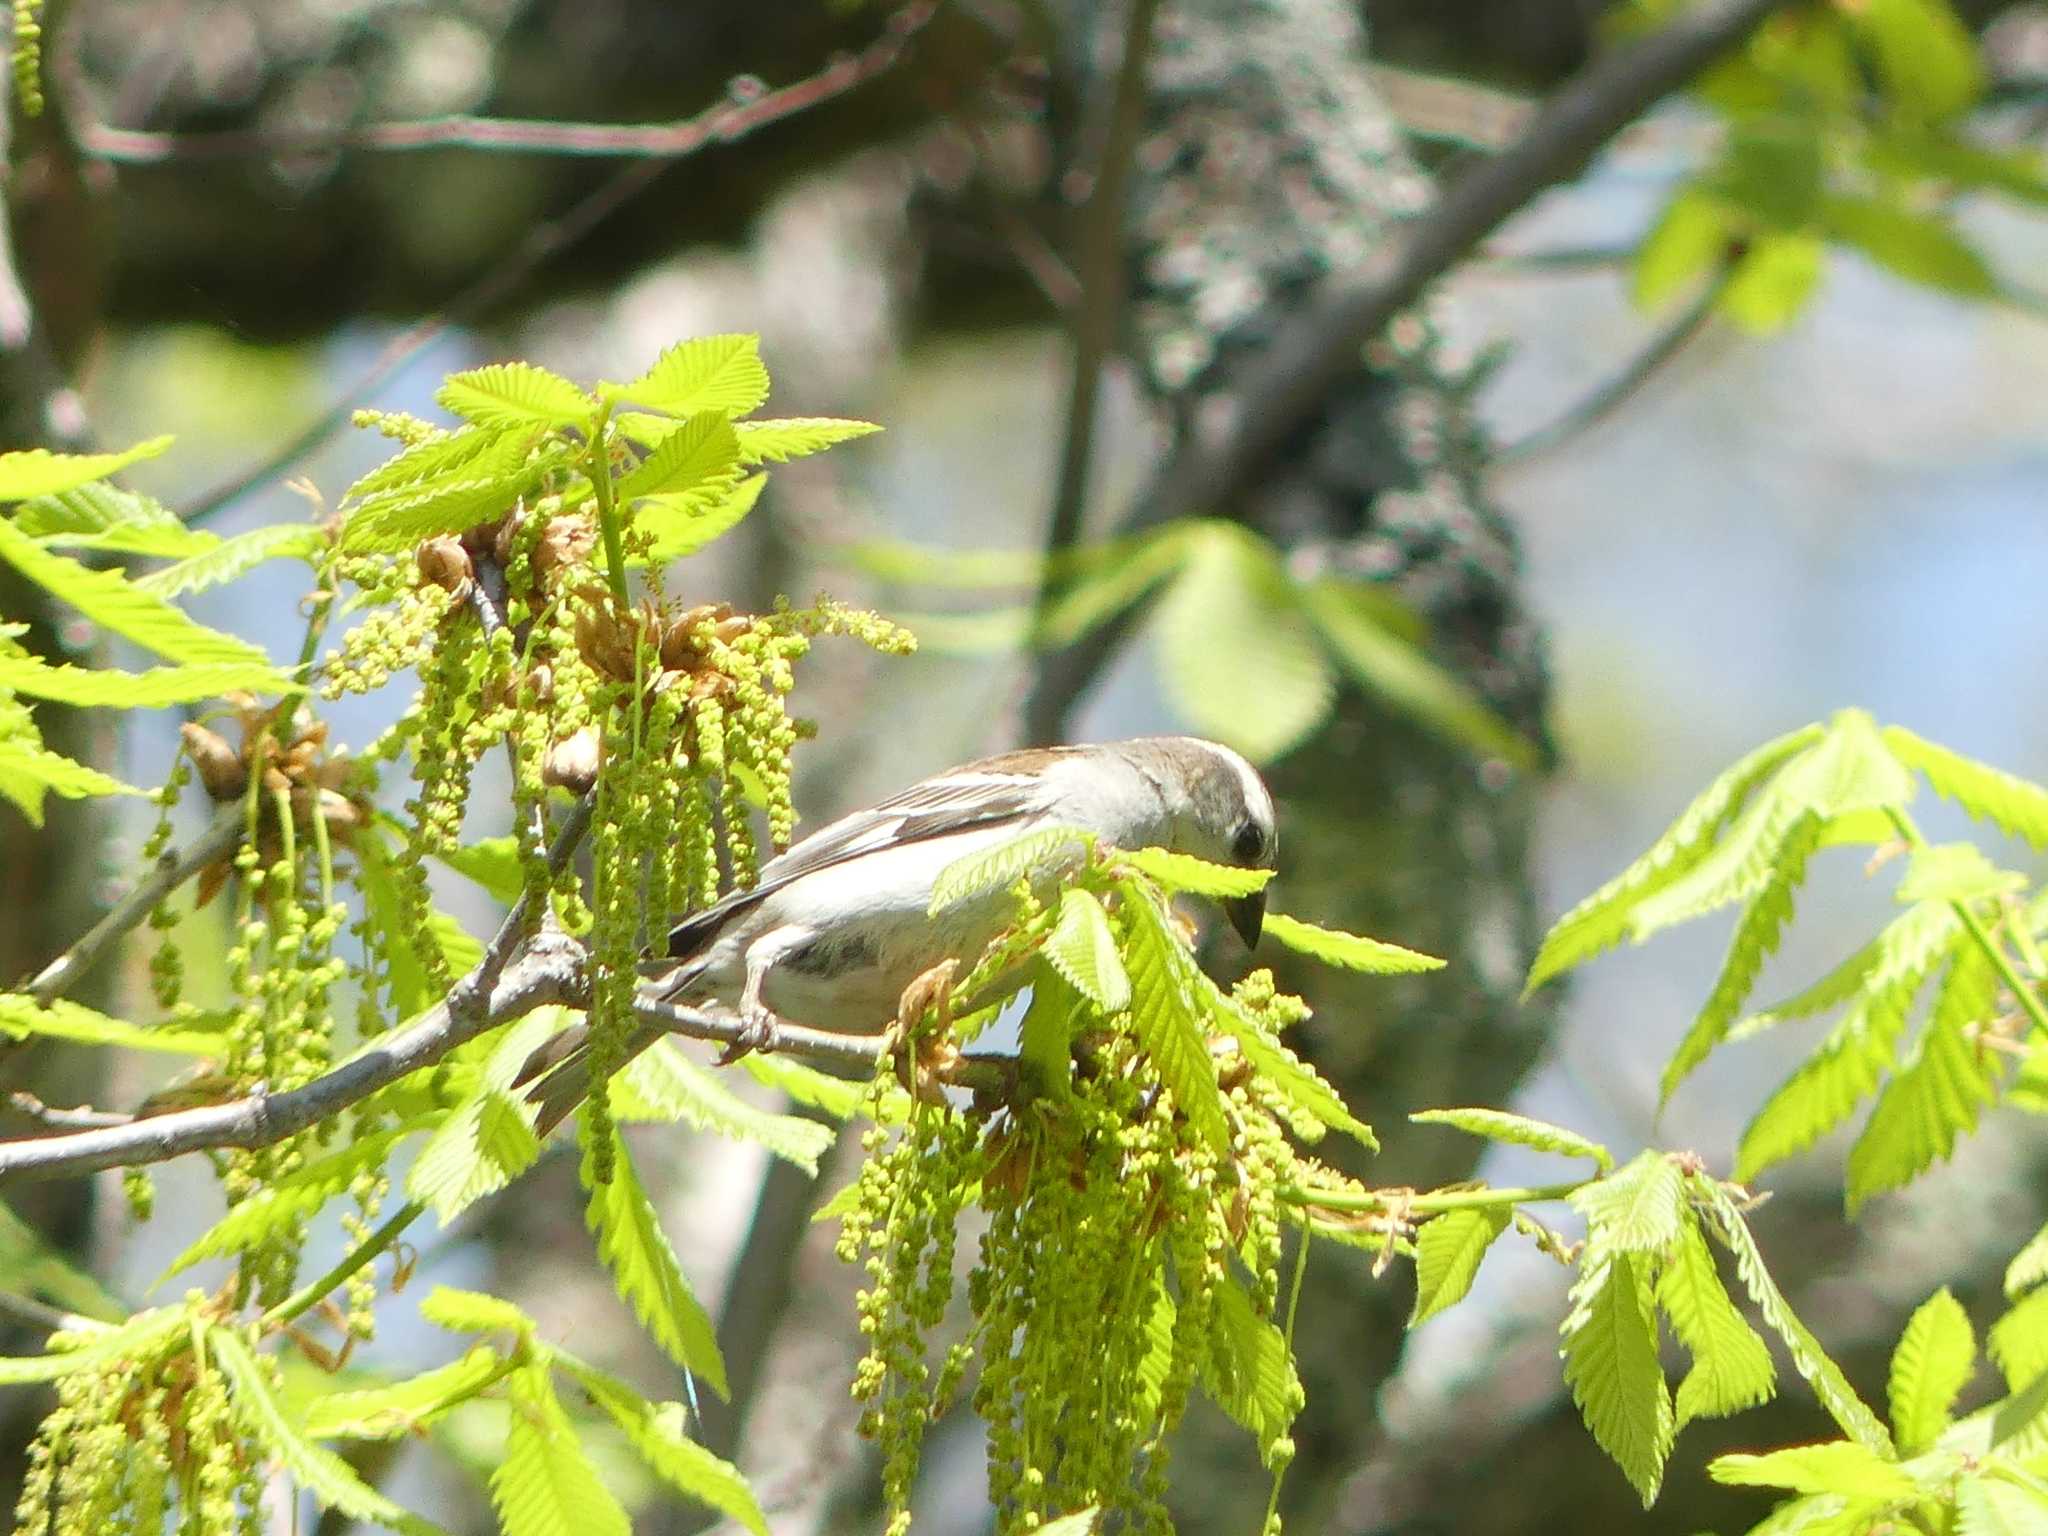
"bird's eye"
1232,821,1265,862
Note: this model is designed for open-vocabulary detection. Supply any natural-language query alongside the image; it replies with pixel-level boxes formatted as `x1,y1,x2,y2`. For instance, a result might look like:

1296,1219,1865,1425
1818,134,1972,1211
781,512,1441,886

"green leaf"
1735,933,1885,1041
420,1286,537,1339
606,335,770,419
0,1306,184,1385
635,472,766,565
1526,723,1825,993
1301,578,1538,769
2007,1223,2048,1300
1261,911,1445,973
615,414,742,504
436,363,593,431
14,477,182,542
1897,842,2026,907
1989,1370,2048,1457
1845,945,1999,1211
0,992,223,1055
209,1328,448,1536
1720,232,1826,334
1889,1287,1976,1454
1710,1443,1917,1503
0,653,287,707
1851,0,1982,120
1561,1250,1674,1506
1573,1151,1687,1255
1662,811,1820,1103
305,1346,507,1440
732,417,880,464
1658,1221,1776,1425
407,1090,542,1223
1699,1178,1894,1454
1410,1206,1510,1326
138,522,326,599
1220,995,1376,1149
1411,1107,1612,1171
1989,1289,2048,1392
1635,188,1733,309
1202,1276,1303,1451
737,1053,867,1120
609,1041,834,1175
556,1358,767,1536
433,835,526,903
928,824,1093,916
1955,1476,2048,1536
582,1125,727,1395
0,517,279,671
342,424,530,505
1884,726,2048,849
1824,196,1995,296
1116,846,1275,898
493,1362,632,1536
0,735,139,823
1712,122,1826,229
340,460,551,555
1043,887,1131,1013
0,1200,125,1323
1119,891,1232,1155
0,437,172,500
1151,523,1332,764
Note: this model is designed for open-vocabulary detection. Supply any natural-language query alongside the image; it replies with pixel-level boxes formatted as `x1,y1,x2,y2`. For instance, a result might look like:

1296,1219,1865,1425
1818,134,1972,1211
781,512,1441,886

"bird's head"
1138,736,1278,950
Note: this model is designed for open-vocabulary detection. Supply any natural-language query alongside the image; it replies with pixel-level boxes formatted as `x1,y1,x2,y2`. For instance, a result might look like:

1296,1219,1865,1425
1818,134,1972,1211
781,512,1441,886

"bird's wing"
664,749,1074,958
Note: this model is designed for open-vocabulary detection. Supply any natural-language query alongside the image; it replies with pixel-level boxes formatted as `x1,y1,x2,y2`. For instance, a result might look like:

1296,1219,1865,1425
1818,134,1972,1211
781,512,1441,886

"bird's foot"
714,1001,781,1066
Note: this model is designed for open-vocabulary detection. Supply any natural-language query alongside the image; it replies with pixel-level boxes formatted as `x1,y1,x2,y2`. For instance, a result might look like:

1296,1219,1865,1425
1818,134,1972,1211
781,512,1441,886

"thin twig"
1019,0,1802,742
0,1290,105,1335
6,1093,132,1130
23,802,244,1004
628,997,1013,1094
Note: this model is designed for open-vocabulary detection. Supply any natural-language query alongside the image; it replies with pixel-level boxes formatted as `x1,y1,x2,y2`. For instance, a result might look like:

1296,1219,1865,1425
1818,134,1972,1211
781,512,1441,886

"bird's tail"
514,956,706,1135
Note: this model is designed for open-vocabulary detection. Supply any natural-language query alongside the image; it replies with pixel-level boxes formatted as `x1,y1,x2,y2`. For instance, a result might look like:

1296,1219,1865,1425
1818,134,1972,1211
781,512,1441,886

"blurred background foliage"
2,0,2047,1531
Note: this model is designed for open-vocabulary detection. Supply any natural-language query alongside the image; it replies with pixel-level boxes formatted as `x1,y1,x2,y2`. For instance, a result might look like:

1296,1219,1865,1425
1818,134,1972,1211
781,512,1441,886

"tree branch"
1019,0,1801,741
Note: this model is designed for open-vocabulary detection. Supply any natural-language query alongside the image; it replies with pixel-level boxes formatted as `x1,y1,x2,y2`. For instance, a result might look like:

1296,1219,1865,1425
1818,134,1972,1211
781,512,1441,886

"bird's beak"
1224,890,1266,950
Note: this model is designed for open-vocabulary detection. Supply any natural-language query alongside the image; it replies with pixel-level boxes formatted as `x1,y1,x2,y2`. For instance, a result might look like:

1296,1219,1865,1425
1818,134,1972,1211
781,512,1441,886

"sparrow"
518,735,1278,1128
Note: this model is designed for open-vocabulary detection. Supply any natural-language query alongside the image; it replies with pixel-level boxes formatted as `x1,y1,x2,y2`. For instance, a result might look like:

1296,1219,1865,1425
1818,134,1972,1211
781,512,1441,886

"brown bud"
542,728,602,795
180,723,247,802
659,619,707,675
533,513,596,577
524,662,554,706
712,614,753,646
415,535,473,595
490,510,520,571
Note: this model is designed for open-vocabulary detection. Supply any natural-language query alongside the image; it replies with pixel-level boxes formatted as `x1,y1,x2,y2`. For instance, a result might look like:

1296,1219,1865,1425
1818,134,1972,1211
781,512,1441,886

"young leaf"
420,1286,537,1340
1035,524,1197,650
305,1347,507,1440
1220,996,1376,1149
1119,892,1232,1155
0,1199,125,1322
609,1041,834,1175
738,1053,866,1120
1410,1206,1510,1326
0,437,172,500
1635,188,1733,309
138,522,325,599
1116,846,1274,899
1150,522,1332,764
1845,945,1999,1212
0,1307,184,1385
1895,842,2025,908
556,1358,767,1536
493,1362,632,1536
209,1328,448,1536
0,993,223,1055
1889,1287,1976,1454
433,835,525,903
928,825,1092,916
0,735,138,823
0,653,287,707
606,335,770,419
635,472,766,565
1261,911,1445,973
340,456,553,555
407,1091,542,1223
14,478,180,541
1955,1475,2048,1536
1657,1221,1776,1425
1988,1288,2048,1392
1410,1108,1612,1171
435,363,592,431
733,417,880,464
1720,232,1826,333
1573,1151,1687,1255
1202,1276,1303,1452
1735,932,1886,1041
342,424,528,505
2008,1223,2048,1300
1709,1443,1917,1503
582,1125,728,1395
1884,725,2048,849
1043,887,1131,1013
1561,1251,1674,1507
1850,0,1982,120
1525,722,1825,993
0,518,279,672
1698,1177,1894,1453
614,414,741,503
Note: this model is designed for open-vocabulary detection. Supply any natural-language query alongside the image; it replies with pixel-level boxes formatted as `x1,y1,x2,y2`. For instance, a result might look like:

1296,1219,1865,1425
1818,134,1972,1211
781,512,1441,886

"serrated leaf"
1526,723,1825,993
1116,846,1274,898
1884,726,2048,849
1262,911,1444,973
1151,524,1332,763
1956,1476,2048,1536
1846,945,1999,1211
1302,577,1539,769
738,1052,867,1120
1221,994,1375,1149
1203,1276,1302,1451
1663,811,1820,1103
1699,1177,1894,1454
1990,1289,2048,1392
209,1328,447,1536
582,1125,727,1395
2008,1224,2048,1300
14,477,182,541
1120,892,1232,1155
0,993,223,1055
138,522,325,599
37,522,215,559
0,1200,125,1323
0,735,138,823
609,1040,833,1174
1710,1443,1917,1502
0,1307,184,1385
1561,1250,1674,1506
1897,843,2025,907
0,518,277,671
0,437,172,500
1889,1287,1976,1454
1990,1370,2048,1457
1412,1107,1612,1171
1574,1151,1687,1255
420,1286,536,1339
1411,1206,1510,1326
407,1090,542,1223
1635,188,1733,309
615,413,741,503
436,363,592,431
433,834,525,903
635,472,765,565
733,417,880,464
305,1347,507,1440
494,1362,631,1536
1659,1220,1776,1425
0,653,287,706
557,1358,767,1536
342,425,528,505
606,335,770,419
1041,886,1131,1013
929,825,1093,915
340,455,554,555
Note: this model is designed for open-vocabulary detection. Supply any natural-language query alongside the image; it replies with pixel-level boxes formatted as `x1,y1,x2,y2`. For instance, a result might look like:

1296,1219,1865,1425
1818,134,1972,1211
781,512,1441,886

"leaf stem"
1885,806,2048,1039
586,403,632,610
1286,1180,1588,1216
261,1198,426,1331
1261,1220,1313,1532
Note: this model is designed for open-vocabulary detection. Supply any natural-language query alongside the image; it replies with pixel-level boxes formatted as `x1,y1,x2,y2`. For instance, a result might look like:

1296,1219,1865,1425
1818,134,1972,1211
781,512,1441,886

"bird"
516,735,1278,1130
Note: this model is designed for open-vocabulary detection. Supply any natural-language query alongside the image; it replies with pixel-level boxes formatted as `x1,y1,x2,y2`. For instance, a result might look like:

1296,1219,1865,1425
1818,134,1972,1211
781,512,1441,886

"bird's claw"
715,1003,780,1066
